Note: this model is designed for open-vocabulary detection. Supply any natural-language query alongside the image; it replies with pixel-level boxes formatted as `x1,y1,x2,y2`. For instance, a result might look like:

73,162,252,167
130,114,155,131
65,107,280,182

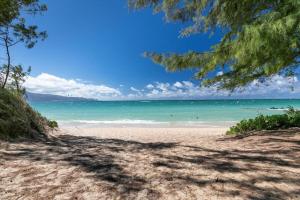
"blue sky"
9,0,300,99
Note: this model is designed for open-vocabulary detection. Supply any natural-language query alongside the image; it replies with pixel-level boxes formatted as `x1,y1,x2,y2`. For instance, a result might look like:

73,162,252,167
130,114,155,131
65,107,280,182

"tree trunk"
2,34,11,89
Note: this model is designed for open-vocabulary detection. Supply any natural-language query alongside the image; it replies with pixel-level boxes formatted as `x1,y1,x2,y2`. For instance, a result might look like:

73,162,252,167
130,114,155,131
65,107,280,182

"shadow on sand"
1,129,300,199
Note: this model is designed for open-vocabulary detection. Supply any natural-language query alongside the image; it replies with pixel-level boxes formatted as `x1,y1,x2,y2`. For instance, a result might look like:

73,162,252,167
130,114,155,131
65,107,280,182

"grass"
0,88,57,140
227,106,300,135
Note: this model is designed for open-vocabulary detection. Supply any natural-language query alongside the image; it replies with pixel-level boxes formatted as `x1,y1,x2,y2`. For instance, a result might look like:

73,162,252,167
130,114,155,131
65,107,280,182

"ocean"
29,99,300,127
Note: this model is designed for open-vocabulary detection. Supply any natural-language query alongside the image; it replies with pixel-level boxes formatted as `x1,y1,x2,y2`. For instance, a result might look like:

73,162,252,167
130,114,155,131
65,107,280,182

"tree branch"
8,39,22,47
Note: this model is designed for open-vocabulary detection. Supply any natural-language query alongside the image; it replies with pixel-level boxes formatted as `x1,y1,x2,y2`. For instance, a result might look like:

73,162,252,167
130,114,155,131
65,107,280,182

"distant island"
26,92,96,102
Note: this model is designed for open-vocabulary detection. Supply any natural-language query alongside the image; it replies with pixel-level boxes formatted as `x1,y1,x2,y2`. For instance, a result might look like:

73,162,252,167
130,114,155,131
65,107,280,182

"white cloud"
146,84,154,89
236,75,298,96
146,89,160,97
130,87,140,92
156,82,170,91
129,86,143,98
141,75,300,99
24,73,300,100
173,81,183,88
24,73,122,100
182,81,194,88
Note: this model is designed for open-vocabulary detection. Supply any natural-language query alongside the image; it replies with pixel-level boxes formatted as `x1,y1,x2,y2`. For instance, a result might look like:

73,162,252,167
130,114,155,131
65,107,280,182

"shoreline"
58,125,230,143
58,120,235,129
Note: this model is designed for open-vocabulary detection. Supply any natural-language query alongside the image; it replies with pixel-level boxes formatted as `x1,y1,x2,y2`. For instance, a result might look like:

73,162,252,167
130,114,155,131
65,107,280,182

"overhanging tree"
128,0,300,90
0,0,47,88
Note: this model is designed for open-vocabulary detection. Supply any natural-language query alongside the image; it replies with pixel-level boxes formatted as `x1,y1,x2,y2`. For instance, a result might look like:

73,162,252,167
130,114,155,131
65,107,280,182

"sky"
7,0,300,100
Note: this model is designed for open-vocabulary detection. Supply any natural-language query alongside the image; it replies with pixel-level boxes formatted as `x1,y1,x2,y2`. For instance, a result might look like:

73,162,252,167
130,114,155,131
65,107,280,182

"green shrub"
227,107,300,135
0,88,55,140
48,120,58,129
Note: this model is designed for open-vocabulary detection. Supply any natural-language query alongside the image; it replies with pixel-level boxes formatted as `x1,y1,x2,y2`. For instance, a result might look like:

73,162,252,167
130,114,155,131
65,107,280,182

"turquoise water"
29,99,300,126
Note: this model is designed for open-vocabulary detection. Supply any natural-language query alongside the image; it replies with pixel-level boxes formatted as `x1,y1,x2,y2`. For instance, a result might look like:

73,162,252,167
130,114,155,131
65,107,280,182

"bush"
48,120,58,129
227,107,300,135
0,88,56,140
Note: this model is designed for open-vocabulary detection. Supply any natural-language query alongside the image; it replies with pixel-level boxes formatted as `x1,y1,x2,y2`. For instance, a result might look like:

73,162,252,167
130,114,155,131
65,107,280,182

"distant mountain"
26,92,96,102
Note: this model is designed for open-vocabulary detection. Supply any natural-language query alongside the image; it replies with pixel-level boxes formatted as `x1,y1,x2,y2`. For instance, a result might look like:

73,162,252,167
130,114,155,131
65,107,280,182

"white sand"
1,126,299,199
59,126,229,143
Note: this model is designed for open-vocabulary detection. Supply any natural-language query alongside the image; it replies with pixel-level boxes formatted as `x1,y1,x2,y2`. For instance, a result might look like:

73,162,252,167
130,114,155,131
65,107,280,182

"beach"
1,124,299,199
2,99,300,199
2,98,300,199
59,125,228,143
2,0,300,199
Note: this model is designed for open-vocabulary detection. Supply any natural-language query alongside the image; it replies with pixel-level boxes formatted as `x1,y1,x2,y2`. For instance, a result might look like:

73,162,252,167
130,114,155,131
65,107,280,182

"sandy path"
0,127,300,200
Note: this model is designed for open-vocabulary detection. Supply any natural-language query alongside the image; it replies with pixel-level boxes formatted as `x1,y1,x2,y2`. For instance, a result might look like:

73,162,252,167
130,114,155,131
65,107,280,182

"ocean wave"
242,107,289,111
58,119,235,126
66,119,168,124
267,108,288,111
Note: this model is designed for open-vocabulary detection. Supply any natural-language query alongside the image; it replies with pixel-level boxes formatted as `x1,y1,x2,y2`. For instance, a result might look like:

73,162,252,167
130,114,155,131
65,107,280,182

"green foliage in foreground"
227,107,300,135
0,89,57,140
129,0,300,90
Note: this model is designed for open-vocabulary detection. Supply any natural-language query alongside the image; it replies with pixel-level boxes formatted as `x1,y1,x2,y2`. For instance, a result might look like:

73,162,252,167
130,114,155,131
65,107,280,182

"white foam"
58,119,235,128
267,108,288,111
66,119,168,124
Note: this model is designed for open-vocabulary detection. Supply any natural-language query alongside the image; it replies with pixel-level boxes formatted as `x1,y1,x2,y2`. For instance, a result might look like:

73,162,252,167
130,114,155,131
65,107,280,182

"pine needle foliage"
0,0,47,48
129,0,300,90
